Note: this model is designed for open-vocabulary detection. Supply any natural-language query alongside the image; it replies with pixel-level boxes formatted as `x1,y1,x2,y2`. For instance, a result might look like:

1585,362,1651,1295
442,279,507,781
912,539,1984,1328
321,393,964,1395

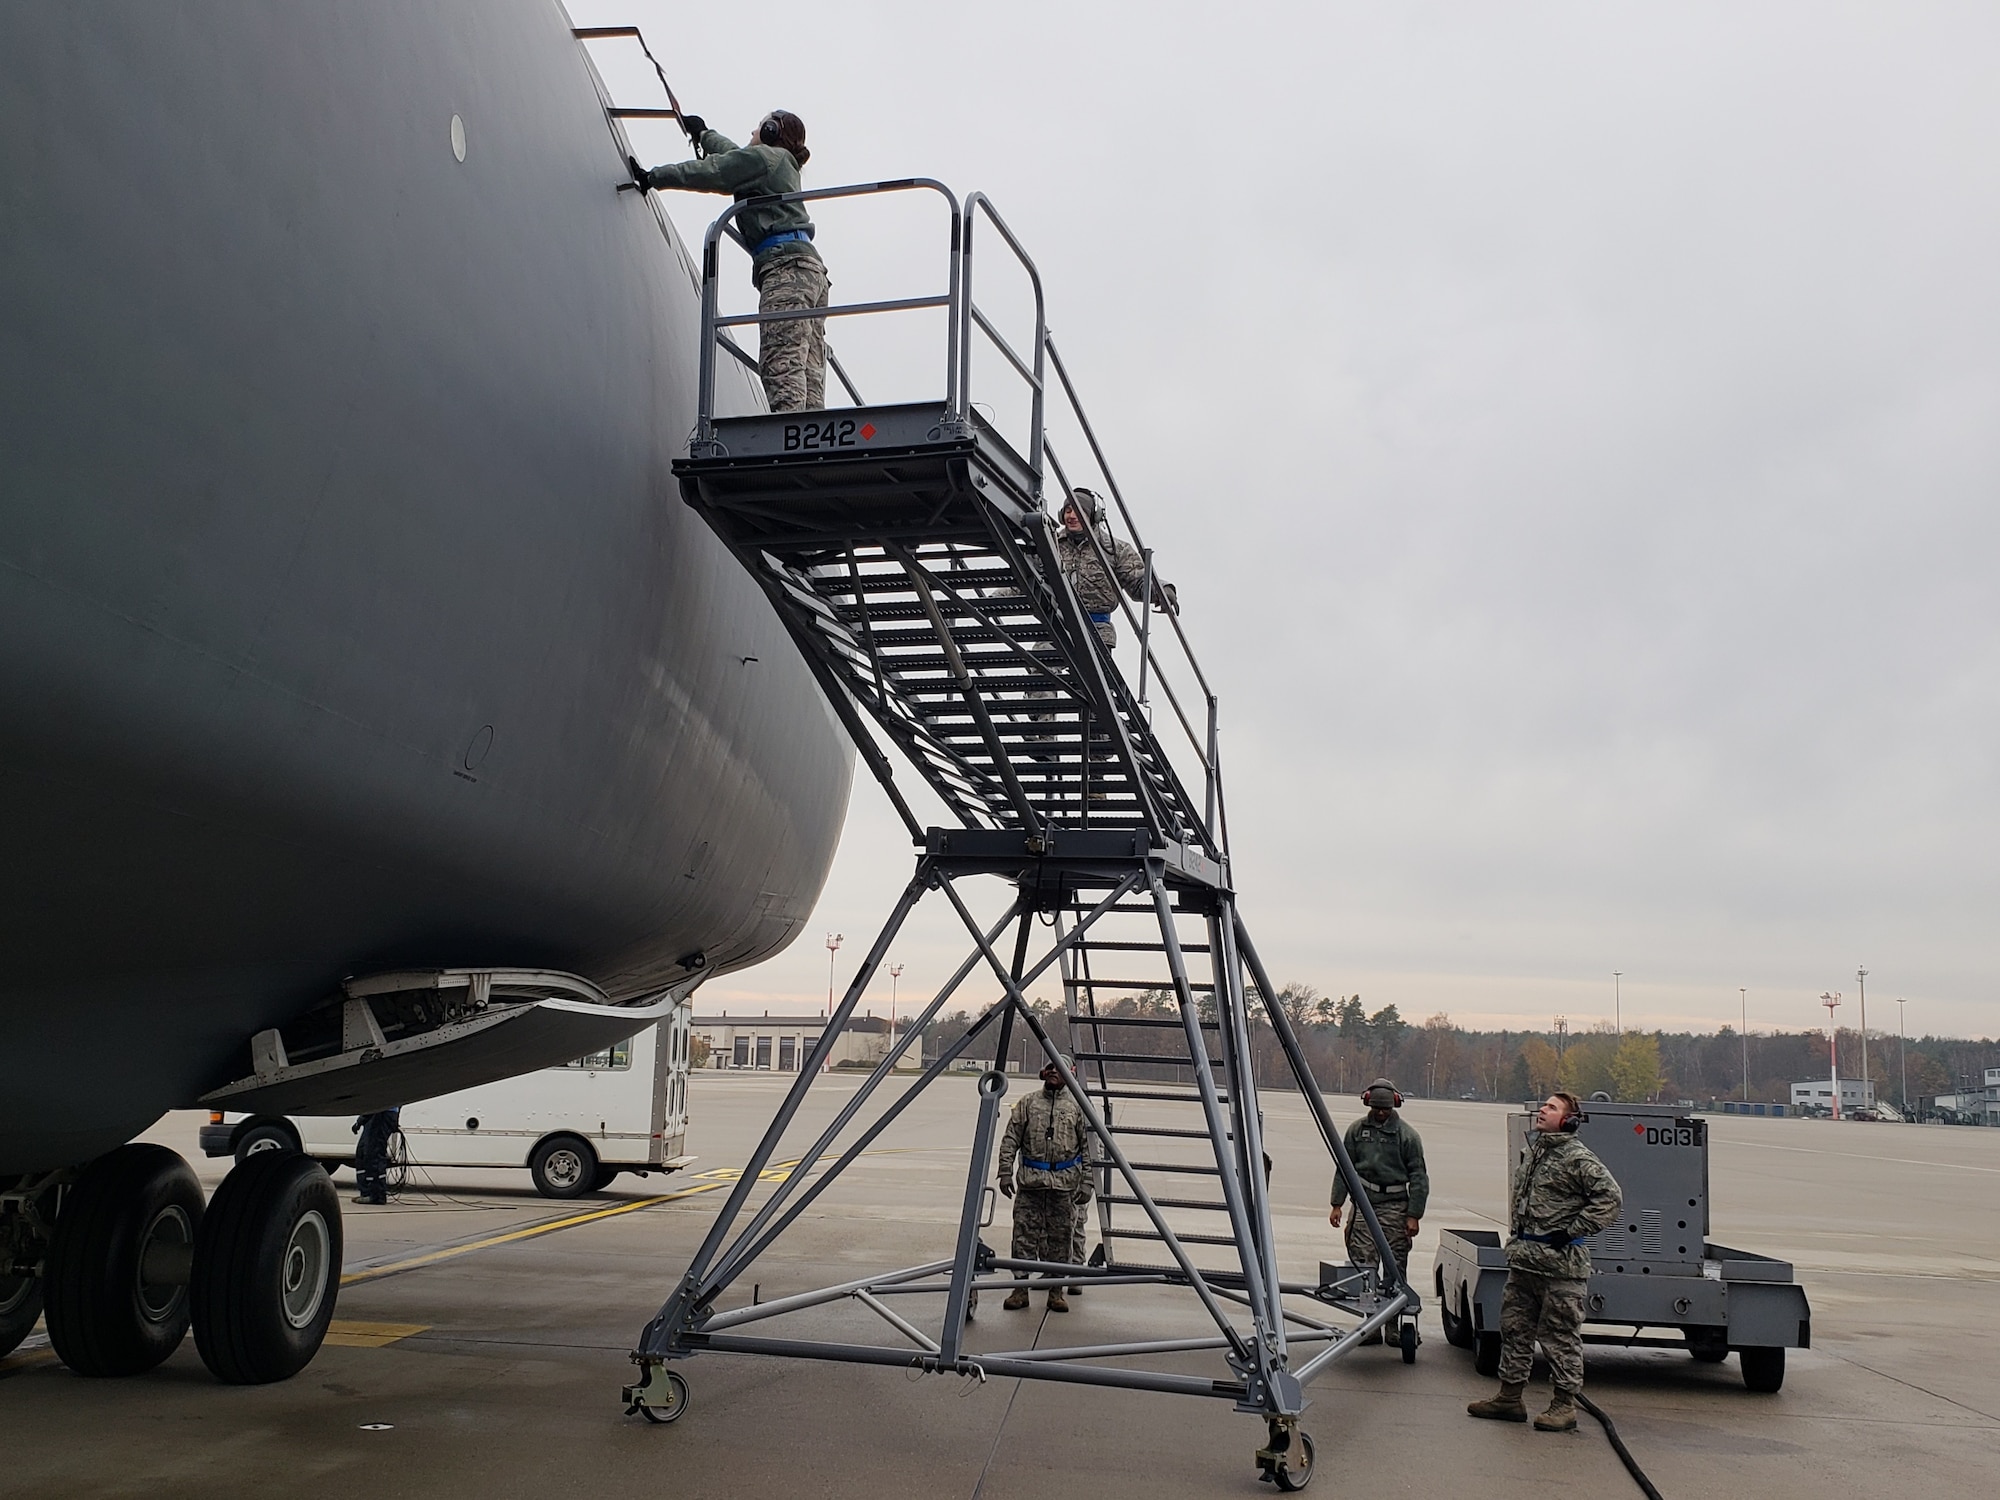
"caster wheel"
1270,1432,1315,1491
1399,1320,1418,1364
966,1289,979,1318
633,1368,690,1424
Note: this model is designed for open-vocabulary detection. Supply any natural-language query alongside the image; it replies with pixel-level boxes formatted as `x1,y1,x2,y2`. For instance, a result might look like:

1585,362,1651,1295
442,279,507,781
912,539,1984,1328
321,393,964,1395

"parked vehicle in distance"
201,1013,694,1198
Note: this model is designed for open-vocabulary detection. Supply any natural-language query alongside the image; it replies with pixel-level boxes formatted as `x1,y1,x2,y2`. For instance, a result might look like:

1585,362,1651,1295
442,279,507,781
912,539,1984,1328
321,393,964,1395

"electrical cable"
1575,1393,1666,1500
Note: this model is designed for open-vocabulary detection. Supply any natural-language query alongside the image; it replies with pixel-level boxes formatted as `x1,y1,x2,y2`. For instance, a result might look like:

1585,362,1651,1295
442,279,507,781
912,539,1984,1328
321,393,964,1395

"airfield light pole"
888,963,904,1069
1896,996,1908,1113
1820,992,1842,1120
824,932,843,1020
1856,965,1869,1108
1740,987,1749,1103
1614,972,1622,1035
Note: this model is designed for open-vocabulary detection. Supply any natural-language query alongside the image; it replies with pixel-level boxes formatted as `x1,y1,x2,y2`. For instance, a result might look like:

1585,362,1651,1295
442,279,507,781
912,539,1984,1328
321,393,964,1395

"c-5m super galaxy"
0,4,850,1381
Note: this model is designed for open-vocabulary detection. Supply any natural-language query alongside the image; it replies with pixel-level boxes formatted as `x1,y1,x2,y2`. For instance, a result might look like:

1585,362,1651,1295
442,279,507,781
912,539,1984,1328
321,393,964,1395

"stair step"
1120,1159,1222,1175
1102,1227,1241,1247
1084,1086,1225,1105
1067,1015,1217,1031
1099,1125,1217,1140
1073,1050,1221,1069
1103,1193,1232,1212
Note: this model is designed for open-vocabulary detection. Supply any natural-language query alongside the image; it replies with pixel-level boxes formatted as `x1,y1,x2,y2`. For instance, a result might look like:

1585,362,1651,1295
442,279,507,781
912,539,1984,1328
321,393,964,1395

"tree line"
910,983,1998,1108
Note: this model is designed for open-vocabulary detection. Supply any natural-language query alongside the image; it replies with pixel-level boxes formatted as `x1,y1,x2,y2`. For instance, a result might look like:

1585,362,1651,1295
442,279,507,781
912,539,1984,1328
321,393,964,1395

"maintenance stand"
620,179,1408,1490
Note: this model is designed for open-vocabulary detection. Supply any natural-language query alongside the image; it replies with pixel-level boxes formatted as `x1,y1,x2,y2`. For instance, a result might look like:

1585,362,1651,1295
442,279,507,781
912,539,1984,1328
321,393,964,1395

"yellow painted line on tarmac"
338,1159,803,1287
324,1319,431,1347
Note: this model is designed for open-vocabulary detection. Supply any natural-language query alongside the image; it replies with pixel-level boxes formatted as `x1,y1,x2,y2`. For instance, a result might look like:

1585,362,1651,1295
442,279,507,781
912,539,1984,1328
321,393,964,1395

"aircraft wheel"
531,1135,598,1199
1473,1330,1502,1378
191,1151,341,1384
0,1271,44,1360
44,1143,203,1376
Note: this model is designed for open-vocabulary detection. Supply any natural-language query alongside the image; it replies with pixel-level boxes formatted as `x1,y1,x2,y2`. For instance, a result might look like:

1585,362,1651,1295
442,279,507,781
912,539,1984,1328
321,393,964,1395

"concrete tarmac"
5,1076,1998,1498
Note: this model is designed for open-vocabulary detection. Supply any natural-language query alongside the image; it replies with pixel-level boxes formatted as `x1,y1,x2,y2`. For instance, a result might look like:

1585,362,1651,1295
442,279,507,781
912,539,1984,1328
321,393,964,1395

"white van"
200,1012,695,1198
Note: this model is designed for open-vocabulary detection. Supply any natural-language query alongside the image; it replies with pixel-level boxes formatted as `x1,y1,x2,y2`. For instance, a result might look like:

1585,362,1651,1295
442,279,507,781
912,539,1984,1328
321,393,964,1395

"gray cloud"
583,0,2000,1036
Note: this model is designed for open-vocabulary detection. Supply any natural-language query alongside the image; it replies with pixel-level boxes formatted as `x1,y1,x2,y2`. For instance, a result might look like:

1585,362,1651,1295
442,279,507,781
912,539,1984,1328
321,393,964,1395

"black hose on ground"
1575,1393,1666,1500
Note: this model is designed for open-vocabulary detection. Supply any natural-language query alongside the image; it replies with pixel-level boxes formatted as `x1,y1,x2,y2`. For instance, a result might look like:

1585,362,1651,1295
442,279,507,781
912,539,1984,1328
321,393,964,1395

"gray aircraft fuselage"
0,2,853,1172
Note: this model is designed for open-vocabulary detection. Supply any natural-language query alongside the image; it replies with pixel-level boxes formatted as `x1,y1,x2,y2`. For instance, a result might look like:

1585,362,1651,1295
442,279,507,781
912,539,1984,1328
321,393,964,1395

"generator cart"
1434,1101,1810,1392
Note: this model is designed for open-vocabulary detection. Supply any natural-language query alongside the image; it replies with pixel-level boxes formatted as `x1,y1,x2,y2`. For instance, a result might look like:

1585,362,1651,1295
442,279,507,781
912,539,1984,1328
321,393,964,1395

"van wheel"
531,1136,598,1199
45,1143,204,1376
234,1123,299,1163
191,1152,341,1384
592,1167,621,1193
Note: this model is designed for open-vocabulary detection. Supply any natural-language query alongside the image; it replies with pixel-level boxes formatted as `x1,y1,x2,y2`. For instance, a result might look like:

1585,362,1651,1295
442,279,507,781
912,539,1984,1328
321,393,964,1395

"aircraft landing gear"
192,1150,342,1383
44,1144,203,1376
37,1143,340,1383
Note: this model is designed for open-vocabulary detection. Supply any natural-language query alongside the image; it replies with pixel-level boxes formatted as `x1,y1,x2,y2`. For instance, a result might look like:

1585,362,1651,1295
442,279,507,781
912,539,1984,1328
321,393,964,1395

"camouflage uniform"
1498,1131,1622,1394
1329,1111,1427,1279
645,129,826,413
1056,525,1164,649
998,1085,1091,1271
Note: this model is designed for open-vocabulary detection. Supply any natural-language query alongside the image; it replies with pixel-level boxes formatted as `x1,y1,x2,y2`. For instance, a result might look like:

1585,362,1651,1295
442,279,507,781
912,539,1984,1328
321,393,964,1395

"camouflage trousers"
1497,1270,1589,1392
1010,1187,1075,1273
756,254,827,413
1343,1195,1412,1278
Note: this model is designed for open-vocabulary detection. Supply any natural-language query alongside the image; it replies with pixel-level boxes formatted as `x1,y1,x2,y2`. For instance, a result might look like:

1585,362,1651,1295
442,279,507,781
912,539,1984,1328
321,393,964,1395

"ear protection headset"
757,113,782,146
1553,1091,1583,1130
1361,1082,1403,1109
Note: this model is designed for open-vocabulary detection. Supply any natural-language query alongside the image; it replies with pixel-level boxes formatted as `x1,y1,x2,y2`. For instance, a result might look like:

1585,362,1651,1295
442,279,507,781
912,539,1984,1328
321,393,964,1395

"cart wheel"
1399,1320,1418,1364
1271,1432,1315,1492
966,1289,979,1318
633,1368,690,1424
1473,1331,1502,1378
1739,1346,1785,1393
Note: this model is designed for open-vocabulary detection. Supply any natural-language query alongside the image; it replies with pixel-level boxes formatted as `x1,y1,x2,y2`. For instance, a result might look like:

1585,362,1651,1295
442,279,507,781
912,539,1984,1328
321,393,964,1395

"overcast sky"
575,0,2000,1039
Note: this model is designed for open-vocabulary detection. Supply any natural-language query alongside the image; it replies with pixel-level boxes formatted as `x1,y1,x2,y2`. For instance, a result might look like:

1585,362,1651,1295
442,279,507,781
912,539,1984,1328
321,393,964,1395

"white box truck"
200,1010,694,1198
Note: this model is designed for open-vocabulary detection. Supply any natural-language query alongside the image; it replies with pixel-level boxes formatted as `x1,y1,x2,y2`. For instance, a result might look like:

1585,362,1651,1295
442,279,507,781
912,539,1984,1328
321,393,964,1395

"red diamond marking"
1633,1122,1645,1133
860,423,877,440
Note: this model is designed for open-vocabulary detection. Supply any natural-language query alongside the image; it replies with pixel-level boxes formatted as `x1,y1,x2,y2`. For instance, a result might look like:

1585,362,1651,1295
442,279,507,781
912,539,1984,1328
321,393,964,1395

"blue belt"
1023,1154,1085,1172
750,228,814,256
1516,1230,1588,1246
1087,612,1111,624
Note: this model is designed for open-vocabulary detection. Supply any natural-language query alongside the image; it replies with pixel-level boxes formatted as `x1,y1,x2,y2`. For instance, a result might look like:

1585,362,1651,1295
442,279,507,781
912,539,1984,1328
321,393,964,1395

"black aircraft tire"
1473,1330,1503,1379
1738,1346,1785,1393
531,1135,599,1199
44,1143,204,1377
191,1151,342,1384
0,1273,44,1360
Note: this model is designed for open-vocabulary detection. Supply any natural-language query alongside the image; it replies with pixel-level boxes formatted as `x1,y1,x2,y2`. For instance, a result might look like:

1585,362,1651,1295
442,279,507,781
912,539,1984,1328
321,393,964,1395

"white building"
1931,1069,2000,1124
692,1012,897,1072
1789,1078,1875,1114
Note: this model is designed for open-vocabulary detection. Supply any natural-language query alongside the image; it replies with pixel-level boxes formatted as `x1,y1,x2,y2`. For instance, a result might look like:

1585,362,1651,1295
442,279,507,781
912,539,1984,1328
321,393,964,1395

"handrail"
959,193,1047,482
686,177,1229,862
693,179,961,451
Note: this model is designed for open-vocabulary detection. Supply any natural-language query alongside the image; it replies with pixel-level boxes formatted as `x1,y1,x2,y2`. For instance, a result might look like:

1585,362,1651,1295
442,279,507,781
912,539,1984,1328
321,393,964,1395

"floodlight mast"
1820,992,1842,1119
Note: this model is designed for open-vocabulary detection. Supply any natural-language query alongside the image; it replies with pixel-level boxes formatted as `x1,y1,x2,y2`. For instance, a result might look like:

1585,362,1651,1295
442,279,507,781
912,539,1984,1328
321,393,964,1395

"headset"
1360,1081,1403,1109
1554,1092,1583,1131
757,112,782,146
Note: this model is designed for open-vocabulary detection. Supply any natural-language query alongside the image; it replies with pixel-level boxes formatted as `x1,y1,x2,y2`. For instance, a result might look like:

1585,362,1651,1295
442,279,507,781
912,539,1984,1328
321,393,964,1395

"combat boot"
1003,1287,1030,1311
1534,1388,1579,1432
1046,1289,1069,1313
1466,1383,1528,1422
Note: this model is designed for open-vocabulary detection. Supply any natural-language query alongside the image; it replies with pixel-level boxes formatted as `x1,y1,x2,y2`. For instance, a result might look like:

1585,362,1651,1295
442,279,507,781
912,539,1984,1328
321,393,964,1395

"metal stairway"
622,177,1416,1488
